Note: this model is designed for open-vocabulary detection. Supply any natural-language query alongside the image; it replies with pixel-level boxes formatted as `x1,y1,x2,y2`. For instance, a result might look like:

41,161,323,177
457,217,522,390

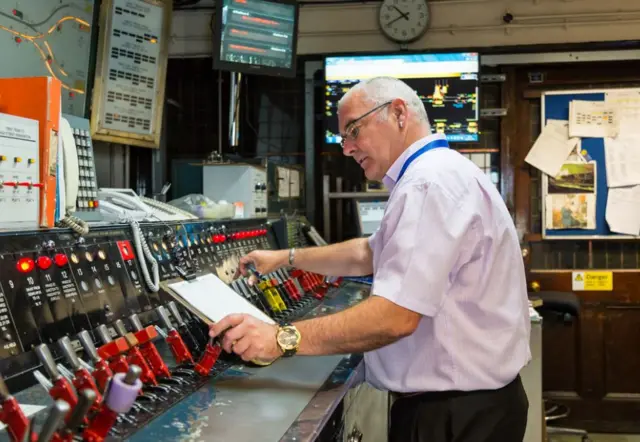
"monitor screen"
356,201,387,236
212,0,299,77
324,52,480,144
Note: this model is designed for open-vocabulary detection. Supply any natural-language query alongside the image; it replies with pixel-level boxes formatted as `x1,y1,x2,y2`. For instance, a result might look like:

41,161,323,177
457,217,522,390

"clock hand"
386,14,406,26
393,6,410,20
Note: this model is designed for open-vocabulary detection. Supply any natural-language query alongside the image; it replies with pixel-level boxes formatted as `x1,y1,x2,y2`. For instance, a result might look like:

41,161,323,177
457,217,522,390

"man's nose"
342,140,356,157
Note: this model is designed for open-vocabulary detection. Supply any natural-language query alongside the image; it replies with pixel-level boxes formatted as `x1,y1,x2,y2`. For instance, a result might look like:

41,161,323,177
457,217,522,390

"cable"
130,219,160,293
58,215,89,236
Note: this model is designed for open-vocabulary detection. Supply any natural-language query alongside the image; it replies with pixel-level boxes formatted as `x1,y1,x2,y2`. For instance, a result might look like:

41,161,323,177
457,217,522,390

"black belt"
391,374,521,401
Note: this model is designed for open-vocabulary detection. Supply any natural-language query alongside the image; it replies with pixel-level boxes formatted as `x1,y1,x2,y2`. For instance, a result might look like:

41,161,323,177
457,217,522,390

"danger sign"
572,271,613,291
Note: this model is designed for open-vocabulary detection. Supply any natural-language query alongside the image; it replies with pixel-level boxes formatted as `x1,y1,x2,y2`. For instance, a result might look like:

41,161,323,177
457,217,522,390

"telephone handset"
57,117,89,235
140,196,198,220
98,188,197,222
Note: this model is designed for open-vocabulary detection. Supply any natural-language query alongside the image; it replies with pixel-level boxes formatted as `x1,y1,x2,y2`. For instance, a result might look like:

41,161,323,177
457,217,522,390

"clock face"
379,0,429,43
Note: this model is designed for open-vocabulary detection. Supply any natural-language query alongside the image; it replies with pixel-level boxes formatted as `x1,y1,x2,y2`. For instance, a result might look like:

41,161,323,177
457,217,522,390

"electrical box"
0,113,40,229
202,164,267,218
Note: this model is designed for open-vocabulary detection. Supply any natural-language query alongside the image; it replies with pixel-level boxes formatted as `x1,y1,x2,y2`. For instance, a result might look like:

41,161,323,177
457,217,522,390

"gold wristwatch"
276,324,301,357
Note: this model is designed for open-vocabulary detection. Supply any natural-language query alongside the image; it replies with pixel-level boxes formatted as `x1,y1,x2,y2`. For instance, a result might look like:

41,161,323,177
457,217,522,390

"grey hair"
337,76,429,124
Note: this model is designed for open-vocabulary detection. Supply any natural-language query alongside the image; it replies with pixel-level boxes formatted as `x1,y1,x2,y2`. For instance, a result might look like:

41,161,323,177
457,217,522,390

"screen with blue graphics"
324,53,479,144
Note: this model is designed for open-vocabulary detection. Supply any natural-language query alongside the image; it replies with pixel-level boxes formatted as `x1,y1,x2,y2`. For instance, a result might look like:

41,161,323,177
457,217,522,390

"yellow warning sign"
571,271,613,291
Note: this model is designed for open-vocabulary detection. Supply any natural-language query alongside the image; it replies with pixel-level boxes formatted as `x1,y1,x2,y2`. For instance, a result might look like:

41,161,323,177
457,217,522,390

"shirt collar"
382,132,447,192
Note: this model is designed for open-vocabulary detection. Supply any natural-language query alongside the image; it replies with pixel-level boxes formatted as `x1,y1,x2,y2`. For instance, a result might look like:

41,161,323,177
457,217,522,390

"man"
210,76,531,442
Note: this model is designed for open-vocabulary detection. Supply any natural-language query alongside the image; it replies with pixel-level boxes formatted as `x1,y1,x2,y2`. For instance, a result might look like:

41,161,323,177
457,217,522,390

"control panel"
0,113,41,229
202,164,268,217
62,114,101,222
271,215,323,249
0,216,340,441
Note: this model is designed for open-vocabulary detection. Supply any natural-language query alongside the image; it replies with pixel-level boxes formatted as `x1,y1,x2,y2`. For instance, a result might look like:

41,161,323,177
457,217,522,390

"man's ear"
391,98,407,122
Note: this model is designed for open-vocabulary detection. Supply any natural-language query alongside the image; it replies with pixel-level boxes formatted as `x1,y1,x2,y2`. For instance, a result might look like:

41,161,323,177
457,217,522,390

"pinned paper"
606,185,640,236
569,100,618,138
525,119,579,177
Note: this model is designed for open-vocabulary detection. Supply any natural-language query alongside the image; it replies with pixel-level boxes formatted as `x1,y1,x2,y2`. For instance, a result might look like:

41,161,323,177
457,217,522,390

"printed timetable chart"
100,0,164,136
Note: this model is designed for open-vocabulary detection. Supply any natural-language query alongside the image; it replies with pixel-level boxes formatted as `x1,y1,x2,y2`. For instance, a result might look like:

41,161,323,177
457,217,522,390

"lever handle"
167,302,186,326
58,337,82,372
113,320,128,337
0,374,11,401
77,330,100,364
34,344,60,382
65,389,96,432
129,314,144,332
37,400,70,442
156,306,174,330
95,325,112,345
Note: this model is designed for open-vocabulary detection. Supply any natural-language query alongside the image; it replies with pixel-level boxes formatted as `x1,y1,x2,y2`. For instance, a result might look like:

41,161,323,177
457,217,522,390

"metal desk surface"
1,282,371,442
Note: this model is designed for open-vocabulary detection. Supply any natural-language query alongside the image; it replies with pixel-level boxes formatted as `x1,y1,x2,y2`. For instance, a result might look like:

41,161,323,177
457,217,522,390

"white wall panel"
169,0,640,57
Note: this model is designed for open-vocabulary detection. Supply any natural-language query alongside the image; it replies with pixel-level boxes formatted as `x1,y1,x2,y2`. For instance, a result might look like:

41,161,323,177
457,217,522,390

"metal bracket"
480,108,508,117
480,74,506,83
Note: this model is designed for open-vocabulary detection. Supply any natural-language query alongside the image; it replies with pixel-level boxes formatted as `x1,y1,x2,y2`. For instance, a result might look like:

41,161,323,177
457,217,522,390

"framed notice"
90,0,172,148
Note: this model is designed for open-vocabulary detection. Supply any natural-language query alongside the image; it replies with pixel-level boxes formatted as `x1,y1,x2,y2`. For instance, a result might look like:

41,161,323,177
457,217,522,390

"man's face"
338,94,399,181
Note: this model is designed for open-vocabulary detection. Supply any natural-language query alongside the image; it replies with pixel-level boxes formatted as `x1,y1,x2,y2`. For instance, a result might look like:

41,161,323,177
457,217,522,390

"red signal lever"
77,330,113,394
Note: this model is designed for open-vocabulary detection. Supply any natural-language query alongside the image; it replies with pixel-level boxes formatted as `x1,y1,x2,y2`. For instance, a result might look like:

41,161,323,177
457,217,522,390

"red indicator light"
36,256,52,270
54,254,68,267
117,241,135,261
16,257,35,273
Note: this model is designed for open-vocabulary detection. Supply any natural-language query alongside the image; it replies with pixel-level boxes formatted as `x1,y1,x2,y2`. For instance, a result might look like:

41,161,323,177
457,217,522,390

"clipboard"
161,273,276,326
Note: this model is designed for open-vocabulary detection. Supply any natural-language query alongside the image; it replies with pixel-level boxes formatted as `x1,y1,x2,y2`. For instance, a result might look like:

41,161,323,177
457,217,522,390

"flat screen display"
356,200,387,236
324,52,480,144
213,0,299,77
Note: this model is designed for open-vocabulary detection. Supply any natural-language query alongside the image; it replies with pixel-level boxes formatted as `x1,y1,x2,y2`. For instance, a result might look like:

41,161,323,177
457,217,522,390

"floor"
551,435,640,442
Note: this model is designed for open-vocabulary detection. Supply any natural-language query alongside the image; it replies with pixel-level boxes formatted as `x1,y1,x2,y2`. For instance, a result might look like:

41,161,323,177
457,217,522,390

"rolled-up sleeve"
372,181,475,317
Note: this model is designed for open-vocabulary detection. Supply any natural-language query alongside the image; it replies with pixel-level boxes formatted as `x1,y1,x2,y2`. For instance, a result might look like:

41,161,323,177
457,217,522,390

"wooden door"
503,62,640,433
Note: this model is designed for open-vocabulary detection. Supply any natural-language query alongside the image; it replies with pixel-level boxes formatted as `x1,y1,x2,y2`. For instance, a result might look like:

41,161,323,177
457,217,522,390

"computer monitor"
356,200,387,237
324,52,480,144
212,0,299,78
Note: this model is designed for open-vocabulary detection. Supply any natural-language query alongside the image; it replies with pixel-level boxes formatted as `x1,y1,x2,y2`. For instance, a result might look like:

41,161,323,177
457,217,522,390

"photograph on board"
545,161,597,230
548,162,596,194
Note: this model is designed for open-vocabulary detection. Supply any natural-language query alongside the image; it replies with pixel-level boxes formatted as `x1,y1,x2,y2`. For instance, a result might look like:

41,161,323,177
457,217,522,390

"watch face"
379,0,429,43
278,328,299,349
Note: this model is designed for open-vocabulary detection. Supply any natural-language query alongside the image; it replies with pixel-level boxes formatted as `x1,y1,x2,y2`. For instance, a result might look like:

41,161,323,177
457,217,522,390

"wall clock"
378,0,430,44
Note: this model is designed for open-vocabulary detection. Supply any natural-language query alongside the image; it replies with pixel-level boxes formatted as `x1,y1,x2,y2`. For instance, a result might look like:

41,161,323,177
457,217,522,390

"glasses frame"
340,100,393,148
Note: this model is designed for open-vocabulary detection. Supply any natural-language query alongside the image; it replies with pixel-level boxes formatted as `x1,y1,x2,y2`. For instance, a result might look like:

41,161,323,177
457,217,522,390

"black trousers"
389,375,529,442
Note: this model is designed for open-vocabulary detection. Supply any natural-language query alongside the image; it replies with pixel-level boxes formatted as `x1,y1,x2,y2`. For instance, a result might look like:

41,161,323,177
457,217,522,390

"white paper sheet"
604,135,640,187
569,100,618,138
168,273,276,324
289,169,300,198
606,186,640,236
0,404,45,431
277,167,290,198
605,90,640,135
524,119,579,177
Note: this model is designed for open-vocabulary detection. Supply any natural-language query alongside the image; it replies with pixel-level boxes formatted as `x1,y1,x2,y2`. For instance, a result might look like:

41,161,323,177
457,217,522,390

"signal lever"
194,337,222,377
58,337,102,412
0,375,32,442
156,306,194,365
128,314,171,379
57,389,97,442
83,365,143,442
77,330,113,393
112,320,157,386
95,325,130,375
167,301,201,355
36,400,69,442
33,344,77,422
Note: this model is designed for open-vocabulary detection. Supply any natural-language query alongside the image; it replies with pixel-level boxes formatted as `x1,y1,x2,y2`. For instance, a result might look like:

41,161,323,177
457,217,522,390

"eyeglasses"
340,101,392,148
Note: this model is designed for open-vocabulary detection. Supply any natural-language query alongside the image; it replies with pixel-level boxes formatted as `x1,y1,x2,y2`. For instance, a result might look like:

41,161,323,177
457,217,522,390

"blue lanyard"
396,138,449,182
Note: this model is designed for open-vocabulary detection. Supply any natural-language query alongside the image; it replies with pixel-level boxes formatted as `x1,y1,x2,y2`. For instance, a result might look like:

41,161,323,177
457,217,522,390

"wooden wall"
502,61,640,433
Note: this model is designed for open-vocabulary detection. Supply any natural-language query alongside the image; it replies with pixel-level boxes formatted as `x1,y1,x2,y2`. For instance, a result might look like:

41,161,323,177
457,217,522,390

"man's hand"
209,314,282,363
236,250,287,285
